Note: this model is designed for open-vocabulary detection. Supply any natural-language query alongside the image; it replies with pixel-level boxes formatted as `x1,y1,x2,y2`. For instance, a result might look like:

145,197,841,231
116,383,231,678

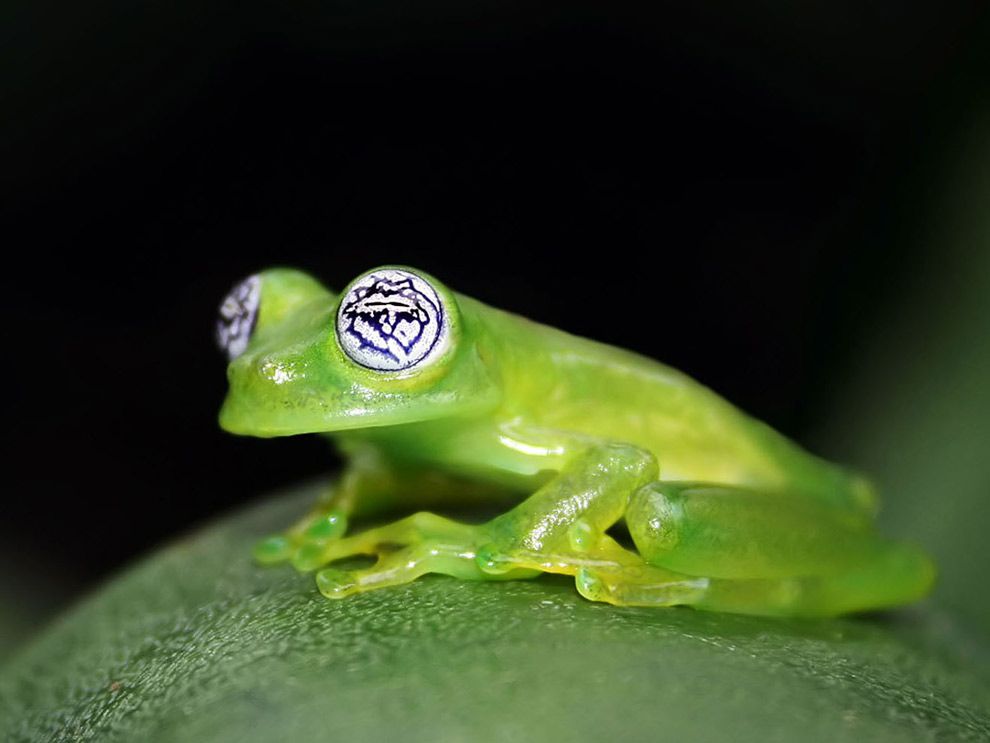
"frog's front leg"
252,447,395,567
303,442,708,603
253,445,516,570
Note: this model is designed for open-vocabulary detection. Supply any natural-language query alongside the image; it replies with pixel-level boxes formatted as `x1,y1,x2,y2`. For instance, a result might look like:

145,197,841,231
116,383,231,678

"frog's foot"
252,508,349,567
473,526,711,608
574,565,710,607
296,513,539,599
571,548,933,617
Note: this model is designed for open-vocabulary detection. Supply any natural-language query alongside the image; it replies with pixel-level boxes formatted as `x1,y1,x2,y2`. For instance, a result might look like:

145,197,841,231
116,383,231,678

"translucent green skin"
219,266,934,617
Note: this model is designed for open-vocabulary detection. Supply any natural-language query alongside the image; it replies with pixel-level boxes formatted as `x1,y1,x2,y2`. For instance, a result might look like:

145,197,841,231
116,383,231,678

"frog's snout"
218,349,320,437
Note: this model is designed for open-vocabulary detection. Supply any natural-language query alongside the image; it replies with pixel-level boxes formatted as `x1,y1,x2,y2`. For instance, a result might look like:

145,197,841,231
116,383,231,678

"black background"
3,1,988,606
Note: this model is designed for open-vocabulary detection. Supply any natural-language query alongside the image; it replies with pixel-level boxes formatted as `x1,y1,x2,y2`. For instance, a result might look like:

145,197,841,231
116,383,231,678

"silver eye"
216,274,261,360
336,268,447,372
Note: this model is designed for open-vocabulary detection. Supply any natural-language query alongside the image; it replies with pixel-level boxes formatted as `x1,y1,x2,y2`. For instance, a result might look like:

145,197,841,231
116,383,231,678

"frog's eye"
336,268,448,372
216,274,261,360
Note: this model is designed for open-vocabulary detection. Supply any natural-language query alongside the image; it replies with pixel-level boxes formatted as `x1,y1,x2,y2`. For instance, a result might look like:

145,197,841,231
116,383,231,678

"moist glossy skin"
217,266,934,617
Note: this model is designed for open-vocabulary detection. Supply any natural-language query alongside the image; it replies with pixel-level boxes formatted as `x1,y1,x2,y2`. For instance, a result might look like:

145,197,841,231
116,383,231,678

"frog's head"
217,266,500,437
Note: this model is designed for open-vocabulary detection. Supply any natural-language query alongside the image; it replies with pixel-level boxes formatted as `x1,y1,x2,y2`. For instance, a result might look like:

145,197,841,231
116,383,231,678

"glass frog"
216,266,934,617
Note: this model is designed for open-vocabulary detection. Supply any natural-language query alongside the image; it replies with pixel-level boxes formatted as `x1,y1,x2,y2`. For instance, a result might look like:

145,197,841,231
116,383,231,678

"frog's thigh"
627,482,885,580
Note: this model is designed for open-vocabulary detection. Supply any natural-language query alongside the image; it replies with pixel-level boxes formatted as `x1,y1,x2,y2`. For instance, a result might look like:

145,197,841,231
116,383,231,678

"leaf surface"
2,482,988,742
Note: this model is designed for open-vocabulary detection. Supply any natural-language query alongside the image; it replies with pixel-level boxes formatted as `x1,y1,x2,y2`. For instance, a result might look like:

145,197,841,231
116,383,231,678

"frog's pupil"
217,275,261,360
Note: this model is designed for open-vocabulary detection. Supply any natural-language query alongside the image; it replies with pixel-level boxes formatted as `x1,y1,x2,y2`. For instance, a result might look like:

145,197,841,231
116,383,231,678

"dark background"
3,1,989,644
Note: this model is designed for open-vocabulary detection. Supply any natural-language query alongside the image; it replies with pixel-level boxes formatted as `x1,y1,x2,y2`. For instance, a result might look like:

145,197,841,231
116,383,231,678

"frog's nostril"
258,357,300,386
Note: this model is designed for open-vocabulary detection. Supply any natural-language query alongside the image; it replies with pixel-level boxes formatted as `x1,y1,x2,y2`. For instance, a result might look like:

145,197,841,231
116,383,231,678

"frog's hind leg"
579,540,934,617
605,482,936,617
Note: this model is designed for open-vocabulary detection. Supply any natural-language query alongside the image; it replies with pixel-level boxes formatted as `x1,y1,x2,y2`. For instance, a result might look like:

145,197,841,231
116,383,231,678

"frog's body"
218,266,933,617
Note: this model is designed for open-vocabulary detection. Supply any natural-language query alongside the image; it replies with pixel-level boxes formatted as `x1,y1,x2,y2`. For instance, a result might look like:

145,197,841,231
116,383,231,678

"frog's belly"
346,414,784,494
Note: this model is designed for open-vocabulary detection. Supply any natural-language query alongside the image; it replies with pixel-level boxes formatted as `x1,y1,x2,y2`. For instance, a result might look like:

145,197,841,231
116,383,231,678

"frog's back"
471,296,875,514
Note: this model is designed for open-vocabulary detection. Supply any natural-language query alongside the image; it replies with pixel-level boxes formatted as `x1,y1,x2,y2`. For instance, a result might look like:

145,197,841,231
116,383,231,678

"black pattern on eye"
337,269,445,371
217,275,261,360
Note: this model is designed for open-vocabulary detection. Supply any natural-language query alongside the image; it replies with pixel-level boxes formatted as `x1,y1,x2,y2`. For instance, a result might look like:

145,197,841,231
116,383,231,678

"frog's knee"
592,443,659,484
627,482,684,561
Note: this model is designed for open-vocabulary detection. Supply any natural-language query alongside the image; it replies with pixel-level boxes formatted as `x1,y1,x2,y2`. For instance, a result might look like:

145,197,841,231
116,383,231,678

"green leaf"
2,481,989,742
